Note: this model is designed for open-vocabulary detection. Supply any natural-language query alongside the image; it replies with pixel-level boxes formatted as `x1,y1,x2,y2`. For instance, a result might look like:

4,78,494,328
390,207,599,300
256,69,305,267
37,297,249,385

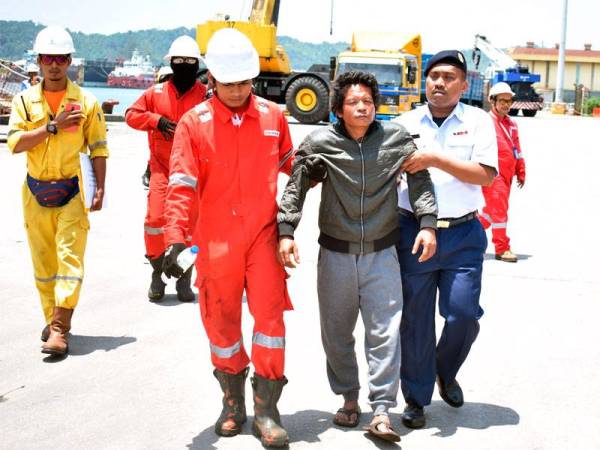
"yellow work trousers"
22,184,89,324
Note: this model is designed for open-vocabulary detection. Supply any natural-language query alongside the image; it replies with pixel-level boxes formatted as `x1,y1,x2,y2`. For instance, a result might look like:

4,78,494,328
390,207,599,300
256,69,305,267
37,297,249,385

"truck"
333,32,421,120
421,53,484,107
197,1,423,124
473,34,544,117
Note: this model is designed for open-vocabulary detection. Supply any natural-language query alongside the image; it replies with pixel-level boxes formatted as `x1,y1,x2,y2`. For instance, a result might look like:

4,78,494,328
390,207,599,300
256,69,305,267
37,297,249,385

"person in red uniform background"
479,82,526,262
126,36,206,301
162,29,295,448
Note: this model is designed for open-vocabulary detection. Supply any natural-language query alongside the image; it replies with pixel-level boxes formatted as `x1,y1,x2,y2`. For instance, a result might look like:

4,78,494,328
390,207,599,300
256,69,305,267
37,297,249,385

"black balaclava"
170,60,199,95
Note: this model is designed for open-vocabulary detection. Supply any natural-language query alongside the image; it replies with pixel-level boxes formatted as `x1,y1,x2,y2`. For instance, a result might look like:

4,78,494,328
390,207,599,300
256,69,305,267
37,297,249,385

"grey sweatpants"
317,246,403,416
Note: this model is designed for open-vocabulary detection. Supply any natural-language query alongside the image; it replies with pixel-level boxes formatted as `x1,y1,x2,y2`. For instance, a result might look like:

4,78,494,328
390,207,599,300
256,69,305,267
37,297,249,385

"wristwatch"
46,122,58,135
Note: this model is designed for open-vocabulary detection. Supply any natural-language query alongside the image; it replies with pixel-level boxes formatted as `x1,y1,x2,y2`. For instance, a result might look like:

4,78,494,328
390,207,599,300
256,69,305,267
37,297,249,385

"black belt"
318,228,400,254
399,208,478,229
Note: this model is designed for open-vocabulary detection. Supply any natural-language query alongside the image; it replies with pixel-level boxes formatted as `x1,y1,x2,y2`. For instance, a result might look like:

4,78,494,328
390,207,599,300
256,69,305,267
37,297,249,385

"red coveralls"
164,94,295,380
479,110,526,254
125,80,206,258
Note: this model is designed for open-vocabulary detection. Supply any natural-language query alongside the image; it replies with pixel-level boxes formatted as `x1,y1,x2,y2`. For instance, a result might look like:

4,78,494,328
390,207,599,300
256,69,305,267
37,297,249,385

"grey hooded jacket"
277,120,437,254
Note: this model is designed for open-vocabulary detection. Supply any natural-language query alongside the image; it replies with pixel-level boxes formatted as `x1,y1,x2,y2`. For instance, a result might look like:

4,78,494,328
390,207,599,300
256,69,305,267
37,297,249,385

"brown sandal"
333,407,361,427
364,415,400,442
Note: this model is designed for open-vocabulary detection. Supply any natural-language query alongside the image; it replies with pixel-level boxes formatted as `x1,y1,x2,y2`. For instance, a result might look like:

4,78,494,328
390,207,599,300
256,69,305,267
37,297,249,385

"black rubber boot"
147,254,166,302
251,373,289,448
214,368,249,437
176,267,195,302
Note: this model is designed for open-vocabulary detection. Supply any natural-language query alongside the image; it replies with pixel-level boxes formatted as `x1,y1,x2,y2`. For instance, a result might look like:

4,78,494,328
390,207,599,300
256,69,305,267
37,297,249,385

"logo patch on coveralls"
264,129,280,138
256,102,269,114
195,104,212,123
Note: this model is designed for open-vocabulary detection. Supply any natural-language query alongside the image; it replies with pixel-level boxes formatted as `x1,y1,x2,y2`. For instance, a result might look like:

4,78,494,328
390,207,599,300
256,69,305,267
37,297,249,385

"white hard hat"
33,26,75,55
489,82,515,99
26,63,39,73
204,28,259,83
164,35,202,60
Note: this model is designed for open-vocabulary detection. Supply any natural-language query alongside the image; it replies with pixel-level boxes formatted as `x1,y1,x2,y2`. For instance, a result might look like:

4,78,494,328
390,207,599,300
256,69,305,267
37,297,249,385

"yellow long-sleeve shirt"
7,79,109,180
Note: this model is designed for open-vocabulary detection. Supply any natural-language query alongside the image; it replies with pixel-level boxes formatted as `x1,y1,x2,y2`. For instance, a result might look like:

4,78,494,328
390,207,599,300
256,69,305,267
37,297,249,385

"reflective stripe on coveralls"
479,212,507,229
253,332,285,349
126,80,206,259
480,110,525,254
144,226,163,235
169,172,197,188
8,80,107,324
211,339,243,359
35,275,83,283
164,94,294,380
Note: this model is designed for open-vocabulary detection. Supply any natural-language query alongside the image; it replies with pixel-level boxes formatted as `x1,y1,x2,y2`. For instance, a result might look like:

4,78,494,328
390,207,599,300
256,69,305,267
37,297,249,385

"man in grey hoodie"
277,71,437,442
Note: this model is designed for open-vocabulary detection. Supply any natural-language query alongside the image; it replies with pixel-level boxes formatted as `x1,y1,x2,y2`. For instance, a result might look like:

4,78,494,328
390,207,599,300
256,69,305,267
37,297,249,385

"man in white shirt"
393,50,498,428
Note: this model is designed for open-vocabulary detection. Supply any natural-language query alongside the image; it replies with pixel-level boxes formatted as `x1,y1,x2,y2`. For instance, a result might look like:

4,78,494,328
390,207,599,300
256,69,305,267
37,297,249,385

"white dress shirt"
394,102,498,219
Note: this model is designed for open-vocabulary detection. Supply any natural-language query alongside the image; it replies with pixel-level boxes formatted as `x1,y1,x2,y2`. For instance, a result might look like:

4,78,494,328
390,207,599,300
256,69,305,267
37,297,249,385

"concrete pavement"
1,113,599,450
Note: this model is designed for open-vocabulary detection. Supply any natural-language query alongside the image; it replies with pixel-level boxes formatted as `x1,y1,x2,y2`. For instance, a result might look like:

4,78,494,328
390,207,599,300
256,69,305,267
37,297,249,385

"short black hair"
330,71,381,116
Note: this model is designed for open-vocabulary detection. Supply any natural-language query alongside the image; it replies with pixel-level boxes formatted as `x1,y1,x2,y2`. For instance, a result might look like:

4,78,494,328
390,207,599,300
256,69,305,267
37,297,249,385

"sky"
1,0,598,53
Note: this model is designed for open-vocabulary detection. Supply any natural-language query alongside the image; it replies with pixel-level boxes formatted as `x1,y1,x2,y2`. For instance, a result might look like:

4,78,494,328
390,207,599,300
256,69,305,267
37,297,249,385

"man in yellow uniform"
7,26,108,356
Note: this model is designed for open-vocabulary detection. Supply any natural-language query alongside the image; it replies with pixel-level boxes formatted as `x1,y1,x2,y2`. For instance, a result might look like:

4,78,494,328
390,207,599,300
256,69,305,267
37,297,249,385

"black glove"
162,243,186,278
305,156,327,182
157,116,177,139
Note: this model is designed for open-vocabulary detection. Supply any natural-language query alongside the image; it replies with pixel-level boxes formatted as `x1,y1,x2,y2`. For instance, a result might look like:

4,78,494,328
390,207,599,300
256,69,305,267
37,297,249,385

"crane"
196,0,331,123
473,34,543,117
474,34,521,73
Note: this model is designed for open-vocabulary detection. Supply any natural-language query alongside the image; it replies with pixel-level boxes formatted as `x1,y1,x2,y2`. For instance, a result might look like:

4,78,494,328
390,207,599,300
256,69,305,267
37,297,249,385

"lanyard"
498,121,515,148
491,112,520,158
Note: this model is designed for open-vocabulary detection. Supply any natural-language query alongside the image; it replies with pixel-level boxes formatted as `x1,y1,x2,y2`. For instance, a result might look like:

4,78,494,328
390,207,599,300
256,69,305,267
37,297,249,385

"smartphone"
65,103,81,132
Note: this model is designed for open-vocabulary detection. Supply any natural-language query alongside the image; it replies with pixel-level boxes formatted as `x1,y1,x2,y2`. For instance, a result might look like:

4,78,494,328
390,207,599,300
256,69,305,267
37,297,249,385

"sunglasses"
496,98,514,105
39,54,70,65
171,57,198,65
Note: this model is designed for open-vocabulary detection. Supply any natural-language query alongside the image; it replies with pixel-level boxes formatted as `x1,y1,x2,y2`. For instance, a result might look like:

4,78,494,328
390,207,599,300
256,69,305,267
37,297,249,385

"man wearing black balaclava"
125,35,206,304
171,57,200,95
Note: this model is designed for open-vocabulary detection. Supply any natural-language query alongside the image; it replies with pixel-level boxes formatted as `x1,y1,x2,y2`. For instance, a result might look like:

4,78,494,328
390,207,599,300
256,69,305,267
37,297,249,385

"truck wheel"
522,109,537,117
508,108,520,116
285,76,329,124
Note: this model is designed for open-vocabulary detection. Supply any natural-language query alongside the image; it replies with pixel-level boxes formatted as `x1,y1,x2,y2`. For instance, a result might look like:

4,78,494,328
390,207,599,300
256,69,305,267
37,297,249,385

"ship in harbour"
107,50,155,89
83,59,118,86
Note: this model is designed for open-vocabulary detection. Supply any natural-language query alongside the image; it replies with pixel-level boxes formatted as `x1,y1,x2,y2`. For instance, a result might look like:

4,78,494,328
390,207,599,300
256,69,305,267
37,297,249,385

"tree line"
0,20,347,71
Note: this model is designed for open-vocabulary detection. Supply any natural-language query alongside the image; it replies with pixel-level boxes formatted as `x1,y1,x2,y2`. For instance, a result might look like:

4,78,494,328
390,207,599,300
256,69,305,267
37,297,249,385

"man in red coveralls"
162,29,295,448
479,82,526,262
125,36,206,301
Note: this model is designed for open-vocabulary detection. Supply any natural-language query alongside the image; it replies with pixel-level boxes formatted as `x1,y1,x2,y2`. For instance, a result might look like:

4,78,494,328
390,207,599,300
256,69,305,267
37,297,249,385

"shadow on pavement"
392,401,519,438
151,293,197,307
363,430,403,449
187,409,335,449
64,334,137,356
484,252,532,261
